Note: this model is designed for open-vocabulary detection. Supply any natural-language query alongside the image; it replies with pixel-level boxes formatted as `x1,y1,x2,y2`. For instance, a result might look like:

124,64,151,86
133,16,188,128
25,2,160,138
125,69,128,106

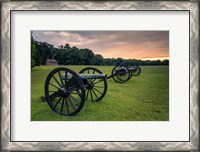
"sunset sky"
32,31,169,60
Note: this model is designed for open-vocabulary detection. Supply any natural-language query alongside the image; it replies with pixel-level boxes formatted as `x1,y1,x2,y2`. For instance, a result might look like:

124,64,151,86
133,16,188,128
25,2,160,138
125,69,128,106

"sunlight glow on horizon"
104,56,169,61
140,57,169,61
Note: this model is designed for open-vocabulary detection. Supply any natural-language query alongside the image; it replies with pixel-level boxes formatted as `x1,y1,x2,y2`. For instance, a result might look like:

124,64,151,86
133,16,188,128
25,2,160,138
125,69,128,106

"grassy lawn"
31,65,169,121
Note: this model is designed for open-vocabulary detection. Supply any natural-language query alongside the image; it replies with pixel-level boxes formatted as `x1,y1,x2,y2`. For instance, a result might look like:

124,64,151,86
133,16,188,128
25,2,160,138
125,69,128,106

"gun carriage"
44,65,141,116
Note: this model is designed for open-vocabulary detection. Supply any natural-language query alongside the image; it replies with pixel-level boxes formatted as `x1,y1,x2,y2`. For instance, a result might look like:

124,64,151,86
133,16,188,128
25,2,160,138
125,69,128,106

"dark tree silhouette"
31,39,169,68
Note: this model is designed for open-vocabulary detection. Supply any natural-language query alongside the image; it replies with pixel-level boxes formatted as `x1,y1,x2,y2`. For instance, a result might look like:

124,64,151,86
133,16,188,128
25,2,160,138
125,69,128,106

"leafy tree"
93,54,104,65
81,48,95,65
35,42,54,65
31,40,169,66
115,58,124,65
104,58,115,66
64,43,70,49
31,35,37,68
58,45,64,49
162,59,169,65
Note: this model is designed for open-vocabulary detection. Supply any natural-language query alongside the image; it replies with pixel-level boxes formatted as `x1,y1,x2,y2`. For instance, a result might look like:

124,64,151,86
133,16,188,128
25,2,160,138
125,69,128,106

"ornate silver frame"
1,1,199,151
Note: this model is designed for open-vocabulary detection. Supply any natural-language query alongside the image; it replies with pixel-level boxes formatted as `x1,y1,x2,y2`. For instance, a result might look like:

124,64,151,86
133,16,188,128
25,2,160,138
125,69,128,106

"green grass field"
31,66,169,121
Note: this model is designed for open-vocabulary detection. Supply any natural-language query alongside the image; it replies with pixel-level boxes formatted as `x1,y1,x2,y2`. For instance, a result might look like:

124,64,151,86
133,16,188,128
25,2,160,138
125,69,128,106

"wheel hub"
87,81,94,89
61,87,69,97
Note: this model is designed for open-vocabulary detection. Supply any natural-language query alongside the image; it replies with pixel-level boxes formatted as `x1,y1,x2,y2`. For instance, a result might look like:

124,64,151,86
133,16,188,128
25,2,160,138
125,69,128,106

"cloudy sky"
32,31,169,60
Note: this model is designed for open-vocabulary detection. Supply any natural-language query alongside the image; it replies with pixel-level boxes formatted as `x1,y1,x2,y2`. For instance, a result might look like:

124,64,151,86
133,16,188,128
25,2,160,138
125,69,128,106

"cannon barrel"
128,67,137,71
62,73,107,80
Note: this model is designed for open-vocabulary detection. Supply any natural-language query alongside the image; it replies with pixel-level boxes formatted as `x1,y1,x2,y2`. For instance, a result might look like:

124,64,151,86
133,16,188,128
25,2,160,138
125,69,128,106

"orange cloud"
96,41,169,60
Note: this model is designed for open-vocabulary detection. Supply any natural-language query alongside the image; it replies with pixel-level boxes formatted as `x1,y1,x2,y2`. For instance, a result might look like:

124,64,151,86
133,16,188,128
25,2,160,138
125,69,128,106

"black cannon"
110,65,141,83
44,65,140,116
128,65,141,77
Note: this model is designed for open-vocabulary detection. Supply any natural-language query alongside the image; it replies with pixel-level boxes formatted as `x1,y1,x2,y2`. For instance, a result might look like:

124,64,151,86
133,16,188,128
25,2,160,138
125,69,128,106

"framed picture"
1,0,199,151
31,30,169,120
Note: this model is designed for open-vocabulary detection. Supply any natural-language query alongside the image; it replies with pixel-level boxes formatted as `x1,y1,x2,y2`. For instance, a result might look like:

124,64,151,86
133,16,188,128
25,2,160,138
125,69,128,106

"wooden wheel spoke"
52,75,62,88
65,98,70,114
115,75,121,80
48,82,61,90
120,74,128,79
118,77,123,81
120,75,127,79
94,85,104,88
69,94,80,104
90,89,93,101
49,91,60,100
86,89,89,100
67,84,79,91
67,97,76,110
58,71,64,86
93,79,103,85
77,90,81,95
93,87,103,95
91,78,96,83
54,96,62,108
60,97,65,113
91,89,98,99
65,71,68,85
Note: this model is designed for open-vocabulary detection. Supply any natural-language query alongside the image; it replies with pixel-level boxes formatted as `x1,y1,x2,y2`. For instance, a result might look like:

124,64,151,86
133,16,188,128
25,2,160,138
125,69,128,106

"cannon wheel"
112,65,131,83
131,66,141,76
45,67,85,116
79,67,107,102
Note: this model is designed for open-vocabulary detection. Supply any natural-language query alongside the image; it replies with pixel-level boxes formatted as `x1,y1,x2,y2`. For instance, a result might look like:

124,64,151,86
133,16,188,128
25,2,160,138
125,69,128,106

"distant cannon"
128,65,141,76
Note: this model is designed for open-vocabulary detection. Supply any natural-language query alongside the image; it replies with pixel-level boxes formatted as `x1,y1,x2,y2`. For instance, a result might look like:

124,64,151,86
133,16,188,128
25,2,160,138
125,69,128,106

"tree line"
31,36,169,68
